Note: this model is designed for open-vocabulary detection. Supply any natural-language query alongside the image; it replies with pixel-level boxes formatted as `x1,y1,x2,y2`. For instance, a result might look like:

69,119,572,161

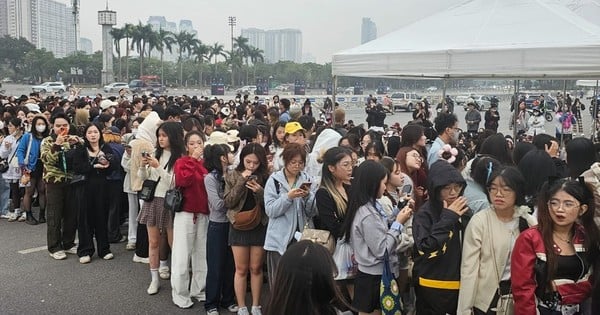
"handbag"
333,238,358,280
232,203,261,230
380,249,403,315
164,173,183,213
300,228,335,253
0,158,8,173
140,177,160,201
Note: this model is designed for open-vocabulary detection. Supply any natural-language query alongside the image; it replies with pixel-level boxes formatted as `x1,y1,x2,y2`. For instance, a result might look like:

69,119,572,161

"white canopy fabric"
332,0,600,79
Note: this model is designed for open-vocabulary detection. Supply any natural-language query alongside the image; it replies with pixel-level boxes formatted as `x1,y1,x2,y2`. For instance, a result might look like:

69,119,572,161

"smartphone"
401,185,413,196
299,182,312,191
58,126,68,137
247,175,258,182
141,151,150,158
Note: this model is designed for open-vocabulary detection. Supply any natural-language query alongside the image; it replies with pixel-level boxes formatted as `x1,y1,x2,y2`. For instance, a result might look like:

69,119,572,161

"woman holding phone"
264,143,317,290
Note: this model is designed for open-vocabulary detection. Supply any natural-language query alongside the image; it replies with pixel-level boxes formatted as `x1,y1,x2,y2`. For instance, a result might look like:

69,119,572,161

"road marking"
18,245,48,254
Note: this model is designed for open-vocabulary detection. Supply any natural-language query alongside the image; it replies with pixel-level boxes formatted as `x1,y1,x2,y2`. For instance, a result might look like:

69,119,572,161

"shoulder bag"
380,249,403,315
140,164,166,201
19,135,34,186
8,136,21,169
164,173,183,213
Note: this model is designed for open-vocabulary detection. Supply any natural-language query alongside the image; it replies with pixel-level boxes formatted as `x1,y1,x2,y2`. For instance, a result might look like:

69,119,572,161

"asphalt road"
0,212,262,315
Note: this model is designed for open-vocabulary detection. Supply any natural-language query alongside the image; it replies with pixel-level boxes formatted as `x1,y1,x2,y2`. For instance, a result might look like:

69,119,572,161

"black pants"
77,177,110,258
415,285,458,315
46,182,77,253
106,180,124,242
134,192,149,258
204,221,235,311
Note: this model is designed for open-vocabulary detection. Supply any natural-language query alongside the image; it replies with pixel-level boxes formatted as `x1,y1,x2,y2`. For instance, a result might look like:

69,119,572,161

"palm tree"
155,29,174,85
233,36,251,84
248,46,264,82
174,31,197,85
225,50,244,86
110,27,125,81
192,41,210,86
130,23,154,77
123,23,135,81
209,42,226,77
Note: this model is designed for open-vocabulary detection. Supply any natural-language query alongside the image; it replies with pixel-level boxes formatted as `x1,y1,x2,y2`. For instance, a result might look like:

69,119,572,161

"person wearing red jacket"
511,178,599,315
171,130,210,309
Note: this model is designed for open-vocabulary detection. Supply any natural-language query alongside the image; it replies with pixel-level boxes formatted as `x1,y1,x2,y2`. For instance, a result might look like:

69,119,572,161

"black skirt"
351,270,382,313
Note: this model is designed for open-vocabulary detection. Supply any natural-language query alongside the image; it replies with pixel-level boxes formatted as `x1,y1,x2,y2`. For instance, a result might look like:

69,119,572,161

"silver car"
104,82,129,93
32,82,66,93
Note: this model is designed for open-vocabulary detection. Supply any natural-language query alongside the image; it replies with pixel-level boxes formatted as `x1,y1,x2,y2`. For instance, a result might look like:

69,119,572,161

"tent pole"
332,75,337,105
594,80,599,142
561,80,567,148
442,78,447,100
513,80,519,140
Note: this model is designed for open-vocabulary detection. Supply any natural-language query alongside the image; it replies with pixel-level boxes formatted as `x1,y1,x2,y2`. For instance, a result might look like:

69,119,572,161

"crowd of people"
0,89,600,315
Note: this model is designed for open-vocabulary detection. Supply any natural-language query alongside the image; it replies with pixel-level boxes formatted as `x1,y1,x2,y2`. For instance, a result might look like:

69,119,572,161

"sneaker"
147,280,160,295
251,306,262,315
103,253,114,260
159,266,170,279
0,213,10,219
49,251,67,260
7,212,17,222
64,246,78,255
227,304,239,313
17,212,26,222
125,242,136,251
79,255,91,264
237,307,249,315
110,235,127,244
207,309,220,315
25,214,38,225
133,254,149,264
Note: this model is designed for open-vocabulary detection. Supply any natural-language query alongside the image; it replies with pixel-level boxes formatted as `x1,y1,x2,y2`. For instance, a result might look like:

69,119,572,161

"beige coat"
457,206,536,314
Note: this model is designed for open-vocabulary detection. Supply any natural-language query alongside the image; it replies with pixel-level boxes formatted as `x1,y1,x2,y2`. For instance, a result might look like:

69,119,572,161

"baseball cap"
284,122,305,134
100,99,118,110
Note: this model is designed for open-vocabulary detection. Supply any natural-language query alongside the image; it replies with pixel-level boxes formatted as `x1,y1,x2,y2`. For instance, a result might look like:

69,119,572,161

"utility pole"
228,16,236,86
72,0,79,53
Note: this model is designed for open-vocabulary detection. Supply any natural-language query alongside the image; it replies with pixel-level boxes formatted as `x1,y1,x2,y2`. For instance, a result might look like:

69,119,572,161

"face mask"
36,125,46,133
131,128,138,136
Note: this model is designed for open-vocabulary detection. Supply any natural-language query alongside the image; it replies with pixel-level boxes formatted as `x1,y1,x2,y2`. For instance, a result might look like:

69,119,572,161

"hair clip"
486,161,493,183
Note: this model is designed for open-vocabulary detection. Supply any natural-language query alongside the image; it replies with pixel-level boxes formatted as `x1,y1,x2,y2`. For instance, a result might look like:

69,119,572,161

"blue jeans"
0,179,10,215
204,221,235,311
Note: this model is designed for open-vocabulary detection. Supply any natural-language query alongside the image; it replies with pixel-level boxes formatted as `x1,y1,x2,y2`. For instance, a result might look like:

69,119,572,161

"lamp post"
228,16,236,86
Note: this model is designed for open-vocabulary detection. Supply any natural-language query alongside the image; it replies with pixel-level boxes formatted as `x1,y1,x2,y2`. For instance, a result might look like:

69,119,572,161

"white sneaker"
251,306,262,315
159,266,170,279
207,309,220,315
125,242,136,251
65,246,78,255
237,307,249,315
49,251,67,260
79,255,91,264
17,212,26,222
227,304,239,312
0,213,10,219
147,280,160,295
102,253,114,260
7,212,17,222
133,254,149,264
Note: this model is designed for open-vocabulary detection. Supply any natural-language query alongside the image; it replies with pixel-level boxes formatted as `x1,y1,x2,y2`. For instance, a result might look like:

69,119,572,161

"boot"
25,211,38,225
38,209,46,224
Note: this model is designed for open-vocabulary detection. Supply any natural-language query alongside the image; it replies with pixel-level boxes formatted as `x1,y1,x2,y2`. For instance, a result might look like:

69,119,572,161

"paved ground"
0,210,264,315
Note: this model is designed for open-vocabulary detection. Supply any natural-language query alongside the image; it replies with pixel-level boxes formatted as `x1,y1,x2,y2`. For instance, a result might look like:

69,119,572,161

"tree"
130,22,155,77
225,50,244,86
110,27,125,81
155,29,175,85
23,49,55,82
209,42,226,77
192,41,210,86
174,31,197,85
122,23,135,81
233,36,250,84
0,36,36,77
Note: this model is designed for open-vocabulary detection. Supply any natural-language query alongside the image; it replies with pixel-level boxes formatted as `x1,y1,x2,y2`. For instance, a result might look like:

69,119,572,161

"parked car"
103,82,129,93
523,94,557,111
462,95,492,111
1,78,13,83
455,94,477,106
235,85,257,95
426,86,438,92
31,82,66,93
148,82,167,94
391,92,421,112
344,87,355,95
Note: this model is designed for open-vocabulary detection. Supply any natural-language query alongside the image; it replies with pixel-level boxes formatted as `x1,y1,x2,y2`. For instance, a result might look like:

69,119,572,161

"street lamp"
228,16,236,86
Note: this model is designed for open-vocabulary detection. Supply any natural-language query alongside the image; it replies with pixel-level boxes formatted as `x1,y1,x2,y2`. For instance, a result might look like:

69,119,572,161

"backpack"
561,113,573,129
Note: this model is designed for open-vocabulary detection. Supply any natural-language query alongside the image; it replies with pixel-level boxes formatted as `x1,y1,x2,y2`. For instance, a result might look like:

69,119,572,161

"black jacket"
413,160,468,291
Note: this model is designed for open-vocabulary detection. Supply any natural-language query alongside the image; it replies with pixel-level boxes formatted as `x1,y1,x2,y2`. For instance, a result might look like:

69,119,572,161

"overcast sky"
77,0,465,63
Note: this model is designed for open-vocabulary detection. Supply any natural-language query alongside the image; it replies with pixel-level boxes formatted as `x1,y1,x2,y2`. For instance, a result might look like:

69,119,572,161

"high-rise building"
0,0,76,58
361,17,377,44
179,19,197,37
79,37,92,54
241,27,302,63
147,16,198,62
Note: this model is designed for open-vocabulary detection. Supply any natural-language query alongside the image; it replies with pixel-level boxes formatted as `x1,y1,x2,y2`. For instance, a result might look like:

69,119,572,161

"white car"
104,82,129,93
32,82,66,93
426,86,438,92
236,85,257,95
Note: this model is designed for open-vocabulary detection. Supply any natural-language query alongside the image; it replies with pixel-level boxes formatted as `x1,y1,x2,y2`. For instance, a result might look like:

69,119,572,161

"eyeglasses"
441,183,462,193
488,186,514,195
548,199,580,211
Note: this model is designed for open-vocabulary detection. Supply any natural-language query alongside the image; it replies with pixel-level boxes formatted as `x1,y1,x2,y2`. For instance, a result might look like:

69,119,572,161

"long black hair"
566,138,597,179
82,123,105,150
155,121,185,171
340,160,387,241
203,143,231,175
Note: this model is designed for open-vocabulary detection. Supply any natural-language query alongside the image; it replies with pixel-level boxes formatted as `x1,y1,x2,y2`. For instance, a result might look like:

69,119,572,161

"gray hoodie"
263,169,317,255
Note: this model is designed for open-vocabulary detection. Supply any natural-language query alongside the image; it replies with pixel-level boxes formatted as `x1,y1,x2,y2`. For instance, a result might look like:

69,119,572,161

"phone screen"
300,182,311,191
402,185,412,196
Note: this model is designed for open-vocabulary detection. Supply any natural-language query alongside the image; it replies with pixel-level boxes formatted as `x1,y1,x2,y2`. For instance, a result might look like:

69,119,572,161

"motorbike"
528,107,553,122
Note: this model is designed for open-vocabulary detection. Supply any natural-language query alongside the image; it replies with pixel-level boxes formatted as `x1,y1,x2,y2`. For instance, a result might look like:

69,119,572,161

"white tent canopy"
332,0,600,79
